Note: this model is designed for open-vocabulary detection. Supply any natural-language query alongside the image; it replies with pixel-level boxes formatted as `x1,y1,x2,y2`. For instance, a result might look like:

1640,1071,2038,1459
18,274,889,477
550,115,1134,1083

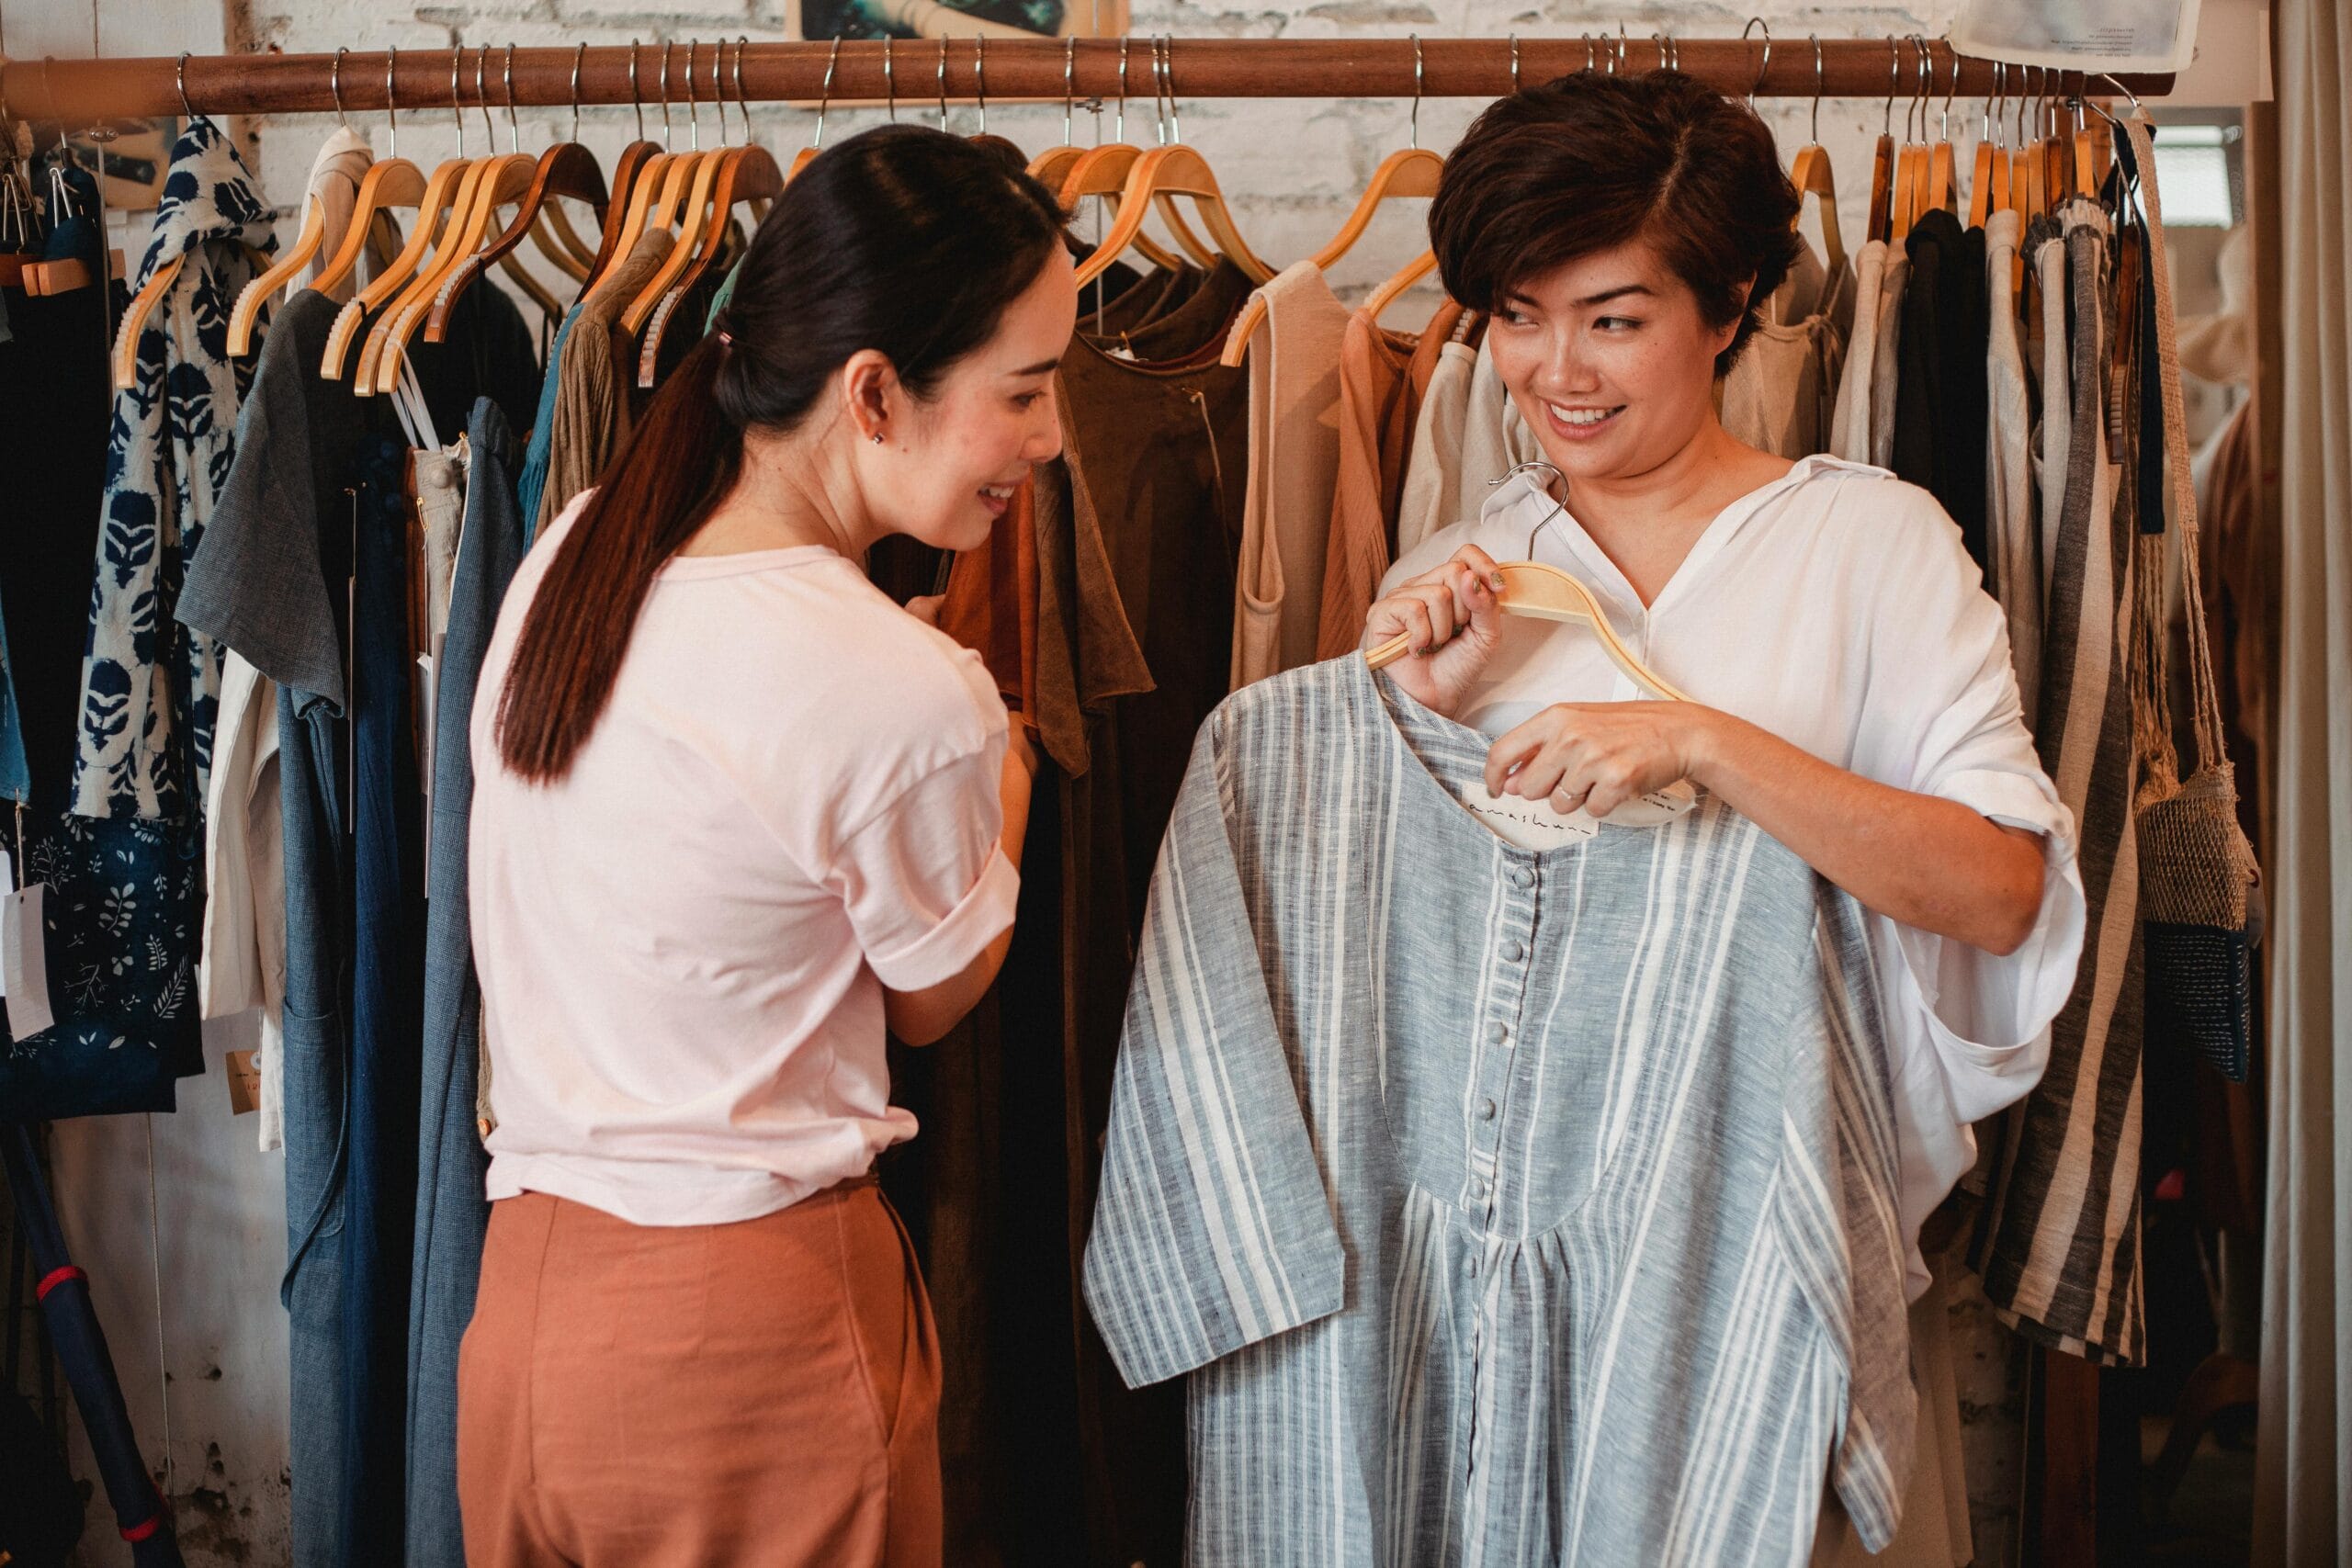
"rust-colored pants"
457,1179,943,1567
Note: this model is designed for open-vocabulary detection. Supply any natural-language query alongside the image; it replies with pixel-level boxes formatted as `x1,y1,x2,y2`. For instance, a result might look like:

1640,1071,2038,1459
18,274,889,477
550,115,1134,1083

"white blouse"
1383,453,2087,1300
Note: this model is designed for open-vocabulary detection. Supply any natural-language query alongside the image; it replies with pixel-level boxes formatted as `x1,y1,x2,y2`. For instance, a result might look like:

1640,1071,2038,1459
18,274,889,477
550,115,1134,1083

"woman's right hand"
1363,544,1509,719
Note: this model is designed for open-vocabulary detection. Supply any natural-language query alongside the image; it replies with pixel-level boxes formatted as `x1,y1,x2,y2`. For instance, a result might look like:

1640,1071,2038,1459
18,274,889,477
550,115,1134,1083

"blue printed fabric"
71,116,276,822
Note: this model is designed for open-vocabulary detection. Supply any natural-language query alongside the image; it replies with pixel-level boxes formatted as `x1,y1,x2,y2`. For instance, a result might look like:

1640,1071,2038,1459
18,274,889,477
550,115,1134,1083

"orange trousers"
457,1179,943,1567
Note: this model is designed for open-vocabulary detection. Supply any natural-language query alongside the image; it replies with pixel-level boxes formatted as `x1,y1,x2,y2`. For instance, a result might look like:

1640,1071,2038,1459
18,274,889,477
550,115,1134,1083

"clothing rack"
2,39,2173,125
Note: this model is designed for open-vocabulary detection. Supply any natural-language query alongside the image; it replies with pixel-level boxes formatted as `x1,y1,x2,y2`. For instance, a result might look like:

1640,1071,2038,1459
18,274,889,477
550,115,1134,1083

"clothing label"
1595,780,1703,828
2,881,53,1037
1458,782,1601,852
225,1049,262,1116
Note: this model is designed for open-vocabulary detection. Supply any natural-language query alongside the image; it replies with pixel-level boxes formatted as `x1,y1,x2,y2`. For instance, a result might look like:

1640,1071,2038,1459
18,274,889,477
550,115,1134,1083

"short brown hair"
1428,70,1802,378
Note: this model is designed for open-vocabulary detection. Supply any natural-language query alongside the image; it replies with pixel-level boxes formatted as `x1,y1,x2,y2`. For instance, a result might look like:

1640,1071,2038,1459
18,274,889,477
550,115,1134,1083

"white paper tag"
3,880,54,1038
1459,781,1600,852
1593,780,1703,828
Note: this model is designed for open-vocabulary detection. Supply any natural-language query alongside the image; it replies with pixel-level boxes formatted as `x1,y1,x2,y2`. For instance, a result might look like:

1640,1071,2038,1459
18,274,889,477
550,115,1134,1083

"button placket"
1465,858,1539,1222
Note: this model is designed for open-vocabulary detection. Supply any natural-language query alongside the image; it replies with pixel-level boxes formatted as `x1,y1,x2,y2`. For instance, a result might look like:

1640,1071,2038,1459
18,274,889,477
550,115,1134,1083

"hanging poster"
1953,0,2202,74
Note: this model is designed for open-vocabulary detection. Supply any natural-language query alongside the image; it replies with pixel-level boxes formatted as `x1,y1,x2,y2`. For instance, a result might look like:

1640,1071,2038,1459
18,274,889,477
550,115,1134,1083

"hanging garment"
2030,215,2071,595
198,649,286,1152
406,398,525,1568
298,126,374,304
1392,324,1543,557
1385,455,2086,1301
1828,239,1891,463
1226,261,1349,687
1984,208,2042,723
1892,211,1991,570
72,116,276,822
176,278,537,1568
1970,198,2149,1367
533,229,673,536
1317,299,1464,661
513,303,581,543
1084,658,1916,1566
1719,235,1853,460
1866,249,1911,472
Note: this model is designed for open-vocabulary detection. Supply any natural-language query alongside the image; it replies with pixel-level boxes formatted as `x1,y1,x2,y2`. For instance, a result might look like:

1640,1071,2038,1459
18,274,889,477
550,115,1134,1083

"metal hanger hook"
2094,72,2144,118
1741,18,1770,108
1580,33,1594,75
474,43,494,152
449,45,464,158
570,41,585,143
331,48,350,129
1808,35,1823,142
883,37,897,124
1912,37,1931,142
1490,459,1570,552
503,43,520,153
1163,37,1184,145
976,36,988,134
1939,35,1957,141
1510,33,1521,92
1063,36,1077,144
735,38,755,148
1408,33,1422,150
628,39,645,141
657,39,673,147
1114,36,1128,142
1883,36,1898,135
176,51,195,121
683,39,700,152
386,44,400,157
813,37,840,149
935,38,948,133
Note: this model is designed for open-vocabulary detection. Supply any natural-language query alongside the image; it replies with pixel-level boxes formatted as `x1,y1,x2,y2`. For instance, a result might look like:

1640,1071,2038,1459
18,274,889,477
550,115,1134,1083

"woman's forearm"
1688,712,2047,955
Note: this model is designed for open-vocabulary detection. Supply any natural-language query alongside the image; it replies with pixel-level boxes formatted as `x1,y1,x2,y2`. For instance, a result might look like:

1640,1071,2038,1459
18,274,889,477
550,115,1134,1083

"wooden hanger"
365,141,536,394
21,246,123,296
1363,250,1439,325
1367,559,1690,704
230,193,327,355
1925,48,1959,219
1968,62,2010,231
1864,38,1900,243
1889,38,1930,243
425,141,607,340
1075,143,1273,290
424,45,610,344
636,145,784,381
111,253,188,389
1224,144,1442,367
1787,39,1847,280
305,48,430,304
1061,143,1204,274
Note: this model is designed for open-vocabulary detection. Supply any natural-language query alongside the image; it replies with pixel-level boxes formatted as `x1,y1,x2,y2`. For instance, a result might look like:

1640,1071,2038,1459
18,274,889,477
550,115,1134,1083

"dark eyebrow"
1498,283,1655,312
1008,358,1063,377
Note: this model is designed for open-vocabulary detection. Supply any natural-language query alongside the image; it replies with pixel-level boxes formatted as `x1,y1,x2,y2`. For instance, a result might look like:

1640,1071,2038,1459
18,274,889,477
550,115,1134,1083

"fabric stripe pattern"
1083,658,1915,1564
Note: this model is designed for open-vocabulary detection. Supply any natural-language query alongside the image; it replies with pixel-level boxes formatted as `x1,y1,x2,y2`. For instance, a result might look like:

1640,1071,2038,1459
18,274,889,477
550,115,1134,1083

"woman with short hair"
1369,64,2084,1387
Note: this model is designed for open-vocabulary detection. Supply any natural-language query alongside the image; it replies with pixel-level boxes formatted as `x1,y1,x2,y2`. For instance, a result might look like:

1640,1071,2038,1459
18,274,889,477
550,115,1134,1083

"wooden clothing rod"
1,39,2172,124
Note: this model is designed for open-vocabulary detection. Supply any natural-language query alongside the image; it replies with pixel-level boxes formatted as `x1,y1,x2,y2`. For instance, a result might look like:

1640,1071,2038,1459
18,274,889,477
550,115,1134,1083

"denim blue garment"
277,676,351,1568
514,304,580,541
341,432,426,1567
404,399,524,1568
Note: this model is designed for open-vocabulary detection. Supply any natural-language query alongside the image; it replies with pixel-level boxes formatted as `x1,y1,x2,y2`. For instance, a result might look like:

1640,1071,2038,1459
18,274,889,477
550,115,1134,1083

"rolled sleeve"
829,747,1018,994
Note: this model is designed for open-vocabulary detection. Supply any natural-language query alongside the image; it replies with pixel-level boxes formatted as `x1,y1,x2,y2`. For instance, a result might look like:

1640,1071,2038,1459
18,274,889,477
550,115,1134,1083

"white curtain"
2254,1,2352,1562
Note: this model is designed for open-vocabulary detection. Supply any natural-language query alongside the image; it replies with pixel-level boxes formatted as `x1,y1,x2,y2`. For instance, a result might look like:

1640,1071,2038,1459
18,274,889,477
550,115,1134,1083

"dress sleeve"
1852,483,2088,1118
824,726,1017,995
1082,719,1348,1389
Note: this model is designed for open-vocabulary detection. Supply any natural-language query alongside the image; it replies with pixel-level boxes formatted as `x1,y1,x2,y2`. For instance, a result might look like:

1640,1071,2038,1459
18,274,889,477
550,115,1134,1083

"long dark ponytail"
496,124,1068,782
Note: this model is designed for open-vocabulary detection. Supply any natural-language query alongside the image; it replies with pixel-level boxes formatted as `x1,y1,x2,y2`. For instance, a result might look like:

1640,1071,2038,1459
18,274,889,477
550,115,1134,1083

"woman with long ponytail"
458,126,1074,1566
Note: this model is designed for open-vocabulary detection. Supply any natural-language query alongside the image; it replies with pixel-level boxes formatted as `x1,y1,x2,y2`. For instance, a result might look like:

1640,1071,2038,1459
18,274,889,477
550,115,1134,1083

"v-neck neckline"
1493,452,1851,618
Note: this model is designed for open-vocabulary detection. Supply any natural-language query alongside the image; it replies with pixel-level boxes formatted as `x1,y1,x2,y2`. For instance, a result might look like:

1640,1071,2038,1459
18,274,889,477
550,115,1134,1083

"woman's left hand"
1484,702,1724,818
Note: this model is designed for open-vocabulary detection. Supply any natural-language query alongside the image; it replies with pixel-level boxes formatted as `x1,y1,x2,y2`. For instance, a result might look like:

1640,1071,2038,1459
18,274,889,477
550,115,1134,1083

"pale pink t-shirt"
468,494,1016,1227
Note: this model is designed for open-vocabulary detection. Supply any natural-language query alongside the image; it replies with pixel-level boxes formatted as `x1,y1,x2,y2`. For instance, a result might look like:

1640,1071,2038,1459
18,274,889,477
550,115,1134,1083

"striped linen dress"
1084,658,1916,1566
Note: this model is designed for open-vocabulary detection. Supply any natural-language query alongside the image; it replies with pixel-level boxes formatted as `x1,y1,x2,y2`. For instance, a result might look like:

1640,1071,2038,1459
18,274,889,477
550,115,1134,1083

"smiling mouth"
1548,403,1625,428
